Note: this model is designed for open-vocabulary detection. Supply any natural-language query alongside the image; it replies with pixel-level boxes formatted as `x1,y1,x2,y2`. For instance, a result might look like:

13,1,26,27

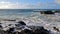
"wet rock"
0,25,2,28
40,10,55,14
20,29,34,34
20,26,49,34
34,29,49,34
0,25,49,34
8,24,12,26
33,26,49,34
17,21,26,25
15,24,21,27
7,27,15,34
53,27,59,32
0,25,2,29
0,23,2,24
27,26,44,30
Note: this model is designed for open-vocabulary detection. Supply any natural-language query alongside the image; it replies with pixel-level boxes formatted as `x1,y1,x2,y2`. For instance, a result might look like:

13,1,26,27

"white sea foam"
0,12,60,34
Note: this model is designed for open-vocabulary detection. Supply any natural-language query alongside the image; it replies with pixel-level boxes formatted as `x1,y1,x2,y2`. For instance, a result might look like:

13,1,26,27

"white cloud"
55,0,60,4
0,1,18,9
18,3,42,9
0,0,49,9
0,1,10,4
0,0,59,9
0,1,43,9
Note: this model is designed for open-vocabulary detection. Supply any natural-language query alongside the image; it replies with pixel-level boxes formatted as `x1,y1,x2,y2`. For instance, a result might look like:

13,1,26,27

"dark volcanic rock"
17,21,26,25
7,27,15,34
33,26,49,34
20,29,34,34
0,25,2,28
40,10,55,14
8,24,12,26
0,23,2,24
15,24,21,27
0,25,49,34
0,23,2,28
20,26,49,34
35,28,49,34
0,25,2,29
53,27,59,32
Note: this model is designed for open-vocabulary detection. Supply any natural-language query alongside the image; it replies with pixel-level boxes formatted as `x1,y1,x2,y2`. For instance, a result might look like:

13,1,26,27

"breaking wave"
0,11,60,34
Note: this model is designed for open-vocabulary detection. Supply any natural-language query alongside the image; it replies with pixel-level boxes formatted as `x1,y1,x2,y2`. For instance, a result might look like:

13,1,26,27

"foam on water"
0,10,60,34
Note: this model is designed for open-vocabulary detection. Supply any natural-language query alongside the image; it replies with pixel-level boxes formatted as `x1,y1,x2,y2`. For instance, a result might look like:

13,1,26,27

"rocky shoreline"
0,17,60,34
0,21,50,34
0,26,50,34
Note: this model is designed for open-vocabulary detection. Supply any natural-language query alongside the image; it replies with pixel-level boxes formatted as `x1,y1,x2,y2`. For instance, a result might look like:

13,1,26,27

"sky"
0,0,60,9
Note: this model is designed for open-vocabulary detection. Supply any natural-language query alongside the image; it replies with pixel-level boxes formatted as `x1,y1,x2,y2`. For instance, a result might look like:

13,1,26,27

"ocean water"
0,9,60,34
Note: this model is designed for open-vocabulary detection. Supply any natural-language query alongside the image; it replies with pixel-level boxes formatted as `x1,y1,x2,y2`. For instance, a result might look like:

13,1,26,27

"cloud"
0,1,10,4
18,0,60,9
0,1,18,9
0,1,48,9
0,1,39,9
18,3,42,9
0,0,60,9
17,2,60,9
18,3,56,9
55,0,60,4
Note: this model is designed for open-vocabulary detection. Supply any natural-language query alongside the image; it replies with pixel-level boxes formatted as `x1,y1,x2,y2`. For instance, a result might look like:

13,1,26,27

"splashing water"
0,9,60,34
